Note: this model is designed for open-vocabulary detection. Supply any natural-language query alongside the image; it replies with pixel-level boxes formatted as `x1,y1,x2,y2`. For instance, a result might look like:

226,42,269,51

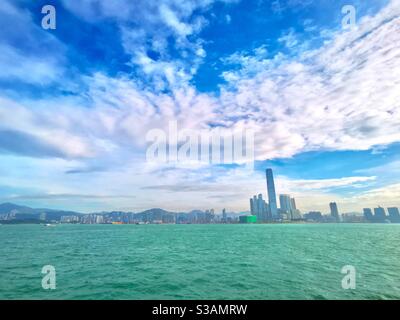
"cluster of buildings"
248,169,303,222
363,207,400,223
0,212,16,221
2,168,399,225
244,168,379,224
60,209,232,225
249,193,302,222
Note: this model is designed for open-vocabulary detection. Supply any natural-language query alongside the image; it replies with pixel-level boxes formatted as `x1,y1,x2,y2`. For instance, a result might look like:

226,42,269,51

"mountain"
0,202,36,214
0,202,82,221
138,208,174,215
135,208,175,222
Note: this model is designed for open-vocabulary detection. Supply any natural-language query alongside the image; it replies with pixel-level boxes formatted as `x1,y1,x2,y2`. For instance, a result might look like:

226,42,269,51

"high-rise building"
329,202,340,222
363,208,373,222
222,208,227,223
95,215,104,224
387,207,400,223
249,198,255,215
374,207,386,222
279,194,292,212
257,194,264,220
249,194,270,222
266,168,278,218
251,195,258,216
290,198,297,211
279,194,299,220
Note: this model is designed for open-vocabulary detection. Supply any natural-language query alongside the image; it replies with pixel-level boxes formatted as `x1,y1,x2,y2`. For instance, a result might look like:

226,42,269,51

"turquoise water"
0,224,399,300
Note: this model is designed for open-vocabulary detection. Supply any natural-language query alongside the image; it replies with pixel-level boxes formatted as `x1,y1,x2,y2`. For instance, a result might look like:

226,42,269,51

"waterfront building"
222,208,227,223
95,215,104,224
280,194,292,213
279,194,299,220
363,208,373,222
249,194,270,222
374,207,387,222
329,202,340,222
387,207,400,223
291,198,297,211
239,215,257,224
249,198,255,215
304,211,323,222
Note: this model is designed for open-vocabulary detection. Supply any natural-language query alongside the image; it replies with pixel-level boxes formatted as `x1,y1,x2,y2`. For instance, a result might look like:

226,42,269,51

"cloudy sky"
0,0,399,213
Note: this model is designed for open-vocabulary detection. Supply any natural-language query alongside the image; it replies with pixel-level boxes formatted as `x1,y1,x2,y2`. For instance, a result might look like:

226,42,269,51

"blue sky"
0,0,399,213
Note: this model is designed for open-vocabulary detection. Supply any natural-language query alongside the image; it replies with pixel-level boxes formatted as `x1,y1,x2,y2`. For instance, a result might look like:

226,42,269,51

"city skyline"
0,0,400,213
0,168,398,223
2,199,399,224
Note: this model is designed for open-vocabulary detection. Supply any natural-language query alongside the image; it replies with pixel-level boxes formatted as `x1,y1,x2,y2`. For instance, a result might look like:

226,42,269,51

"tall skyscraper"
266,168,278,218
329,202,340,222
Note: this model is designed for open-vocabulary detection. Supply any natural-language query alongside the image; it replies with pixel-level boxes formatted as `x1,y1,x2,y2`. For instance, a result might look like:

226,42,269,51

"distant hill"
135,208,175,222
0,202,82,221
0,202,36,214
138,208,174,216
0,203,236,224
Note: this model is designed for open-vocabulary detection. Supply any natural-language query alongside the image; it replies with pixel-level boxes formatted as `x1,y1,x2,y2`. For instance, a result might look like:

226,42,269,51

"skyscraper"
251,195,258,216
279,194,293,219
279,194,292,212
290,198,297,211
257,194,264,221
257,194,267,222
222,208,227,223
374,207,386,222
363,208,373,222
266,168,278,218
249,198,255,216
329,202,340,222
249,194,269,222
387,207,400,223
279,194,299,220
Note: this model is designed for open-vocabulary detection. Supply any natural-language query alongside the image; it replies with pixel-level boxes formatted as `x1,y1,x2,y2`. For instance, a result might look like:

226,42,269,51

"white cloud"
278,28,299,48
219,0,400,160
159,4,193,37
61,0,234,89
0,44,63,85
0,1,66,85
276,176,377,191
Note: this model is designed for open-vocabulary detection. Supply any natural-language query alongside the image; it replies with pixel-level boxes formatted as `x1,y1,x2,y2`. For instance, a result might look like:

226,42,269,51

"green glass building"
239,215,257,223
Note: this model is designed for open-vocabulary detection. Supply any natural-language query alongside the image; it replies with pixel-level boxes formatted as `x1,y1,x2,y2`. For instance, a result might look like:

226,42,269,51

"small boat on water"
44,223,56,227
